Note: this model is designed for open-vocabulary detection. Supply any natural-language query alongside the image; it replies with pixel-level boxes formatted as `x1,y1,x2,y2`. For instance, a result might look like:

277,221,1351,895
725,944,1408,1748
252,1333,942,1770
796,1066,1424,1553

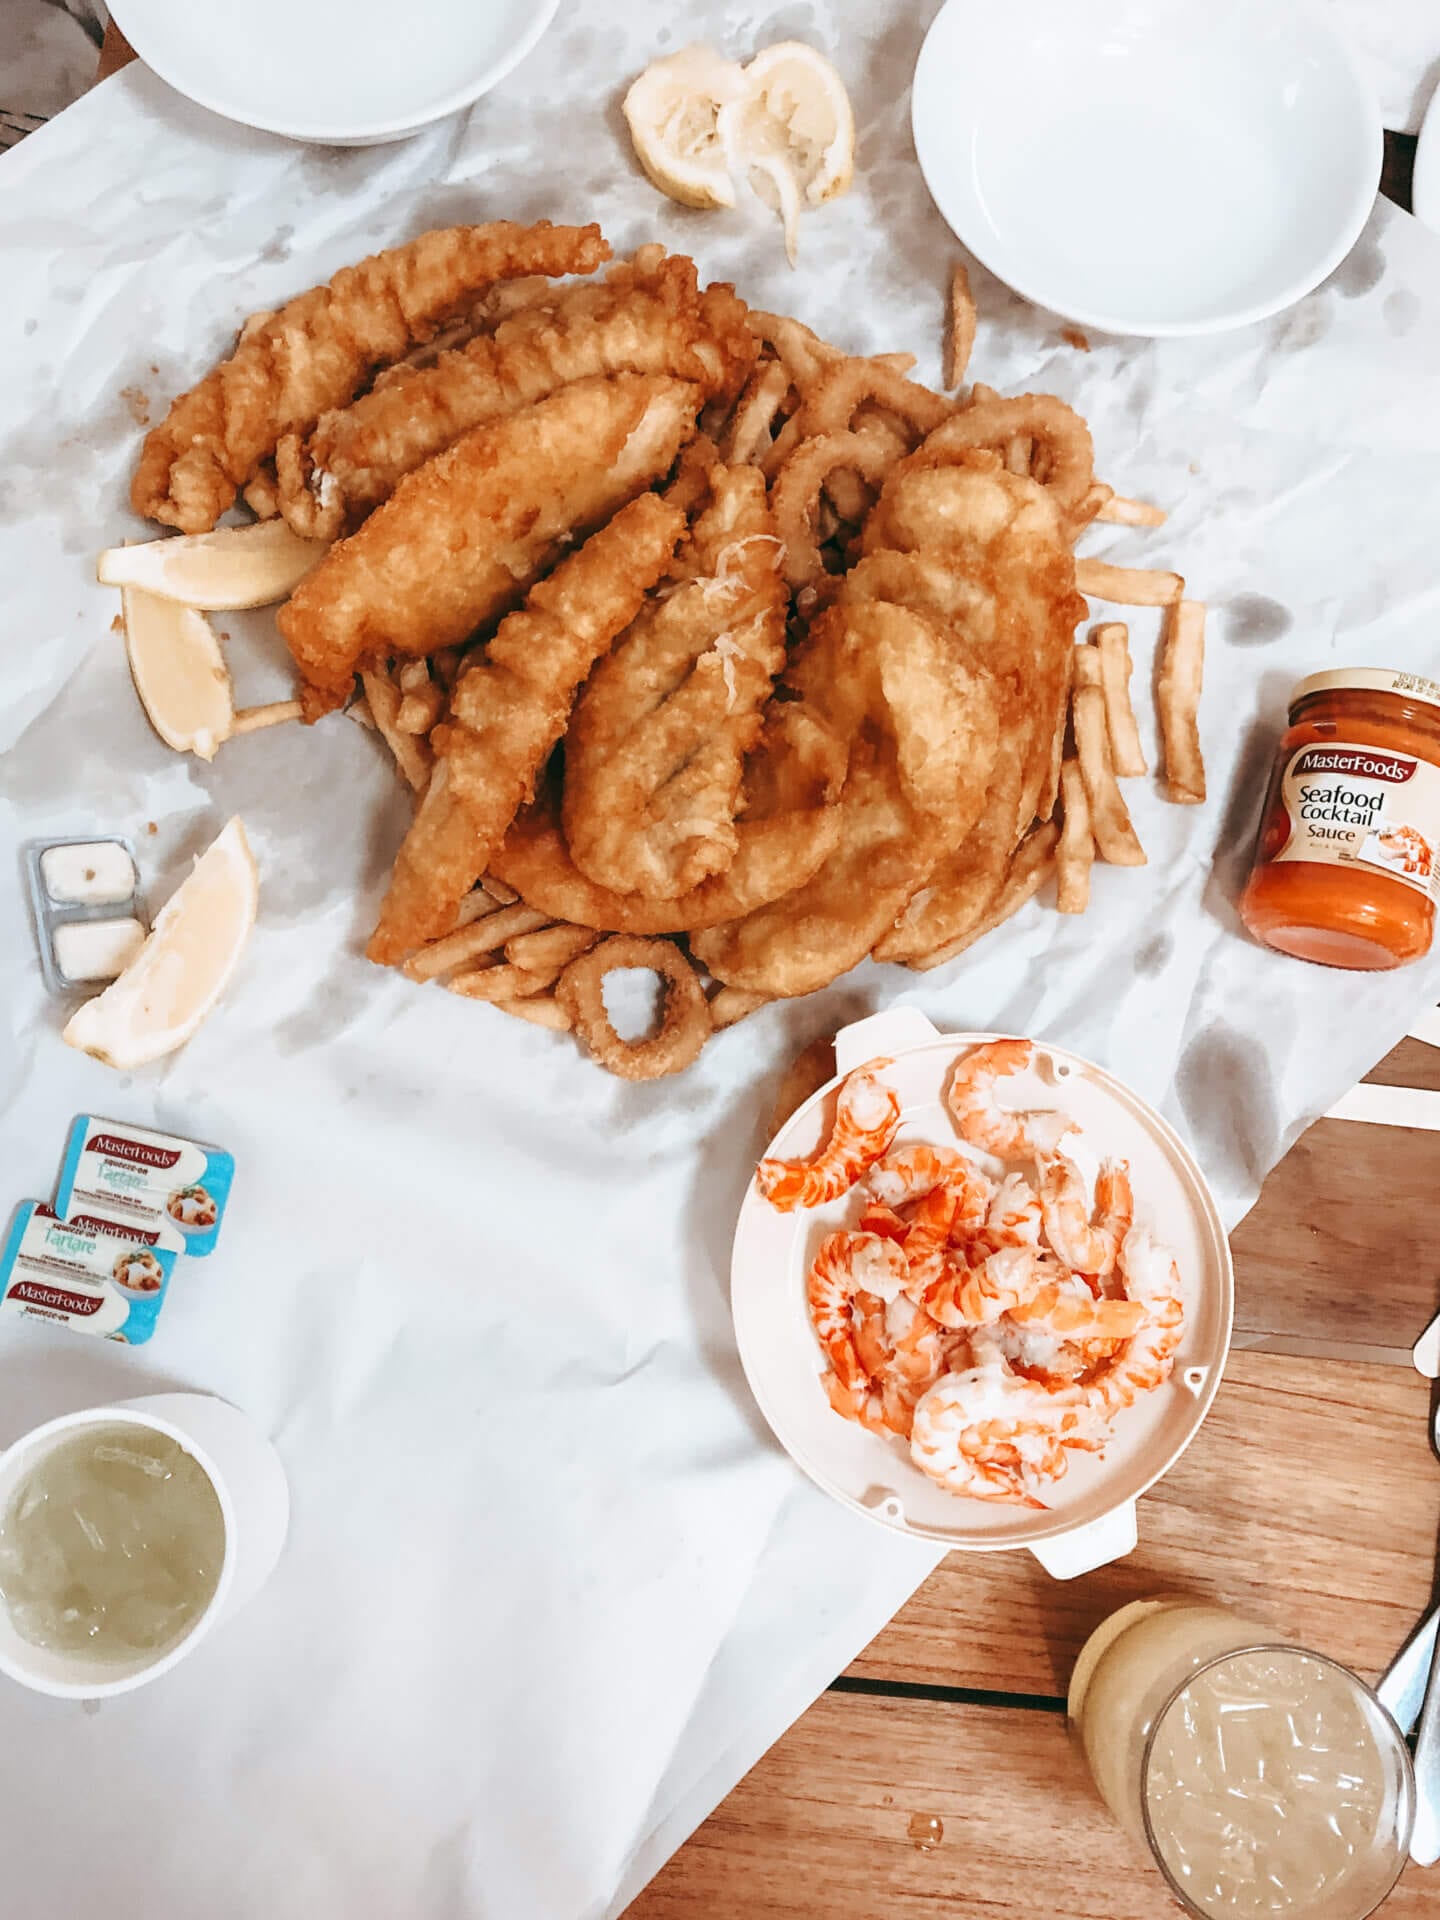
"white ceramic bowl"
731,1009,1234,1579
911,0,1382,336
108,0,559,145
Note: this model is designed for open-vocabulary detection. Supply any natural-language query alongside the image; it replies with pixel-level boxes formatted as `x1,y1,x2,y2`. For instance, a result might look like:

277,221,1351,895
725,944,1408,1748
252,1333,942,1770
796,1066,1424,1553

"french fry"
709,986,772,1029
396,680,446,735
911,824,1060,971
871,351,917,375
447,962,552,1002
1071,641,1102,691
456,888,499,926
1097,493,1167,528
945,263,977,389
504,924,598,973
491,994,573,1031
360,667,432,791
1072,684,1146,866
1093,622,1147,777
397,659,431,694
478,874,520,907
1056,760,1094,914
1076,558,1184,606
1158,600,1207,804
347,696,376,730
402,905,550,982
230,699,304,735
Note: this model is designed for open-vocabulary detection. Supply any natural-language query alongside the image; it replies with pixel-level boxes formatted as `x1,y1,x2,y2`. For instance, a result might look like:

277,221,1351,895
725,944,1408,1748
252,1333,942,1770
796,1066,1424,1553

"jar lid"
1292,667,1440,710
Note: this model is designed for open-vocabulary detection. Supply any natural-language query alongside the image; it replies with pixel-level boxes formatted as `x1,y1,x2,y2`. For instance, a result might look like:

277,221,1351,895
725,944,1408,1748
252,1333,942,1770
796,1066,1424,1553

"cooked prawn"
901,1183,961,1296
758,1061,902,1211
1090,1227,1185,1416
869,1143,990,1224
807,1229,910,1390
980,1172,1043,1249
945,1038,1076,1161
909,1345,1095,1506
855,1198,911,1245
1039,1155,1132,1278
1006,1275,1146,1342
922,1244,1052,1329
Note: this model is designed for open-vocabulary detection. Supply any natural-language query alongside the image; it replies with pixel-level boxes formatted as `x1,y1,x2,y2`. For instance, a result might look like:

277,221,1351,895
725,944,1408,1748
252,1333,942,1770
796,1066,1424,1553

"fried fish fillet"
690,600,999,997
489,699,849,935
132,220,610,533
277,248,757,539
367,494,686,966
851,454,1085,967
561,464,786,899
277,373,703,718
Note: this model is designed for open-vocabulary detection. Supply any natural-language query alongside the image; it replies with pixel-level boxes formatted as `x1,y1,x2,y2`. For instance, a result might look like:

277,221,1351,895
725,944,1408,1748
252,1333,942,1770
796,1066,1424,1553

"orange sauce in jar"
1241,669,1440,970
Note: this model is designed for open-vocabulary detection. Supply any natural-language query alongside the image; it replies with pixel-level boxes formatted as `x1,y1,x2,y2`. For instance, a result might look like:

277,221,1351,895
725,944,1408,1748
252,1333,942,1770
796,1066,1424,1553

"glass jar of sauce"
1240,669,1440,969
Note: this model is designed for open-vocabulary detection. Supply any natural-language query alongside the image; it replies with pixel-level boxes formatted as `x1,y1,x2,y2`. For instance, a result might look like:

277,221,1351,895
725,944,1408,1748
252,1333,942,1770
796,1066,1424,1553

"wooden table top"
83,32,1440,1915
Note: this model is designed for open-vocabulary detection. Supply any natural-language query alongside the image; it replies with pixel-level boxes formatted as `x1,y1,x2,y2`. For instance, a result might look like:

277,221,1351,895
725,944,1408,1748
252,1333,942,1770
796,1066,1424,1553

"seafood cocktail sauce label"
55,1117,235,1257
0,1202,181,1345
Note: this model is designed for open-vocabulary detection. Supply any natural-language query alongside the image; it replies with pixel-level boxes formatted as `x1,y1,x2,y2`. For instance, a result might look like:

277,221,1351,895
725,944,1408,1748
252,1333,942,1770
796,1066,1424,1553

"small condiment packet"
0,1202,181,1345
55,1116,235,1257
24,836,148,995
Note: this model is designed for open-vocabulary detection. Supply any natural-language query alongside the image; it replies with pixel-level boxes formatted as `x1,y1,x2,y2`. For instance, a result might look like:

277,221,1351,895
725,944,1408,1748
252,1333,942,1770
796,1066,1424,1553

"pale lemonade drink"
1070,1599,1413,1919
0,1423,225,1660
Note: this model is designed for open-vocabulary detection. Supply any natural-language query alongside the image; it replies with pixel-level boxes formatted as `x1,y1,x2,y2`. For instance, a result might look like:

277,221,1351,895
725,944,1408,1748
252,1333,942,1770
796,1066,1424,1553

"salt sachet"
55,1117,234,1257
0,1202,181,1345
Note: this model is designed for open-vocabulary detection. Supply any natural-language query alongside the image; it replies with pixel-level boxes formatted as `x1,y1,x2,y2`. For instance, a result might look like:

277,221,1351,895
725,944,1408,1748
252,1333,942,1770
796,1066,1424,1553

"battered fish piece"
277,373,704,718
278,248,757,539
367,495,686,966
562,464,786,899
490,700,849,934
691,601,999,997
851,454,1085,967
132,220,610,533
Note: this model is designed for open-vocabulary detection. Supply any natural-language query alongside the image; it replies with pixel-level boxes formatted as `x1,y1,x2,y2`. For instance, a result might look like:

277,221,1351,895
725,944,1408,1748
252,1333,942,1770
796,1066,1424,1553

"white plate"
108,0,559,145
731,1013,1233,1565
911,0,1382,336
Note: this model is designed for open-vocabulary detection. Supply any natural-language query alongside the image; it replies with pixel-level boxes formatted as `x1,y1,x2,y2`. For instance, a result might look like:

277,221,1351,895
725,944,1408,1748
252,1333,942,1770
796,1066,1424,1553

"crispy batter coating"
277,373,702,717
367,494,686,965
132,220,609,532
277,248,755,538
562,464,787,900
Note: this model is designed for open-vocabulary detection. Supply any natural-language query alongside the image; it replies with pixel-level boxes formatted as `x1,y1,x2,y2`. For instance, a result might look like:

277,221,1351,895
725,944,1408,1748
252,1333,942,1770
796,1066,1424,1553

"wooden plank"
1232,1119,1440,1349
849,1352,1439,1694
96,24,137,83
626,1690,1435,1917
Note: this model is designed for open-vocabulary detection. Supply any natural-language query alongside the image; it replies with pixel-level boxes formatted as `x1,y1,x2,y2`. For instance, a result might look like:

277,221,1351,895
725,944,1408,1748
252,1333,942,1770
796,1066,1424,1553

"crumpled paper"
2,8,1440,1916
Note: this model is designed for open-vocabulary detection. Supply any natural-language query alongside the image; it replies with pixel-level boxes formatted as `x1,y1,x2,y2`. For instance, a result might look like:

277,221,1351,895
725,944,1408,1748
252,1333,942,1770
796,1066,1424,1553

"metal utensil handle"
1409,1616,1440,1864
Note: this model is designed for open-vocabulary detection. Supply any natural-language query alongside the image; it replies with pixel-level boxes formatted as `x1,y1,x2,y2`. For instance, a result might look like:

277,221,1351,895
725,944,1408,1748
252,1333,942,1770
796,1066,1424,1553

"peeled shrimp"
1038,1155,1132,1278
900,1183,961,1296
922,1244,1052,1329
1006,1274,1146,1342
868,1143,991,1221
855,1198,911,1245
981,1172,1043,1249
758,1061,902,1211
829,1284,946,1438
807,1229,910,1391
1090,1227,1185,1416
910,1345,1095,1506
945,1038,1076,1161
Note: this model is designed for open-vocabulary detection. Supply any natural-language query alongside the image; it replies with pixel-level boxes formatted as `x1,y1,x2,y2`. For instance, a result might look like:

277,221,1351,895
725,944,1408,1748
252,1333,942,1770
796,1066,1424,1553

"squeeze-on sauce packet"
55,1117,234,1257
0,1202,181,1345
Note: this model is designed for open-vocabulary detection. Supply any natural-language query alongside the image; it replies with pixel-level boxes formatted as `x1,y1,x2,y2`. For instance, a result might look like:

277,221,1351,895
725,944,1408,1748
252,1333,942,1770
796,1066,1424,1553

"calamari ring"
745,311,844,391
907,393,1094,528
797,359,952,443
555,935,711,1080
772,430,908,590
719,357,794,467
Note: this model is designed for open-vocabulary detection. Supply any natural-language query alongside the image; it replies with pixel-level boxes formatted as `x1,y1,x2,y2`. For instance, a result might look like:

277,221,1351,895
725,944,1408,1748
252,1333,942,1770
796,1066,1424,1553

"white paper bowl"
911,0,1382,337
731,1010,1233,1579
108,0,559,145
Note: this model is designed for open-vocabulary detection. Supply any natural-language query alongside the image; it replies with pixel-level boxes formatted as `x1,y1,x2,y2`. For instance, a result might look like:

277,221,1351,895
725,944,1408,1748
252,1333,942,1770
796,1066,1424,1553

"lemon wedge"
122,583,234,761
719,42,856,264
63,818,259,1070
97,520,326,610
623,44,744,210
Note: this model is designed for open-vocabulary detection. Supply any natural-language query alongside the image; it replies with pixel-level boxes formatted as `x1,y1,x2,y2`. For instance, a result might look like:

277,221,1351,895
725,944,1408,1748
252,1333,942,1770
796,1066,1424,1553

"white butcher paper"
2,8,1440,1917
